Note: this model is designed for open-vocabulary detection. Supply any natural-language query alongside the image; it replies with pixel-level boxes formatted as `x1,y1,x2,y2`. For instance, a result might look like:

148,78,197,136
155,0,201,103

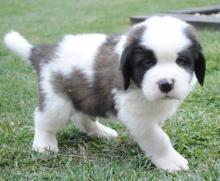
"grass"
0,0,220,180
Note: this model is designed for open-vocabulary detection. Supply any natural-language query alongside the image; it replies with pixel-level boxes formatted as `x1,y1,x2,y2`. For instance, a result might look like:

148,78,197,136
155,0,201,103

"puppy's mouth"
160,94,180,101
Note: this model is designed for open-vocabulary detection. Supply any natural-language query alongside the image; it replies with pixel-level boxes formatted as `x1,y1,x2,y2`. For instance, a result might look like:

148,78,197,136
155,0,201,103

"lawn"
0,0,220,180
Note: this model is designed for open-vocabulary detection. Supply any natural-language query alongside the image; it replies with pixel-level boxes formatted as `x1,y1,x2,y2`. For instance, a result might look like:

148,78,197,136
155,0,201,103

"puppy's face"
121,16,206,101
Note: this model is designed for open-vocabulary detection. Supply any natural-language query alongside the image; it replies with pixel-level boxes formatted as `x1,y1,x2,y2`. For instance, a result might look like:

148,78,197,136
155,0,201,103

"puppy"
4,16,206,172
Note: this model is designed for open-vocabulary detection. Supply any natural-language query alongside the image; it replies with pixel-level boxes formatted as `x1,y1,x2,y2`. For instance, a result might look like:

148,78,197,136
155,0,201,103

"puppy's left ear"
194,50,206,86
120,46,133,90
185,26,206,86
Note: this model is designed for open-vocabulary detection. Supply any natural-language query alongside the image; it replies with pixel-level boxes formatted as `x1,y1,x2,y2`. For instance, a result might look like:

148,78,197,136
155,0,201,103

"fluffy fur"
4,16,206,172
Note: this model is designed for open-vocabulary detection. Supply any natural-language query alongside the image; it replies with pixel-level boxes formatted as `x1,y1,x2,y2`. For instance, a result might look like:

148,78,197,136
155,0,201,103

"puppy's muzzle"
158,79,174,93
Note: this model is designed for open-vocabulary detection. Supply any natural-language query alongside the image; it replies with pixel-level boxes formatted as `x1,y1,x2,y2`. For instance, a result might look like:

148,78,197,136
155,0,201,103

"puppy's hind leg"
32,96,72,153
72,114,118,139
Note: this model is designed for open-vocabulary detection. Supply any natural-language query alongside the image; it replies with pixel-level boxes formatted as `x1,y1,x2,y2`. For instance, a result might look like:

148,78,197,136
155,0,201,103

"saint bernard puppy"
4,16,206,171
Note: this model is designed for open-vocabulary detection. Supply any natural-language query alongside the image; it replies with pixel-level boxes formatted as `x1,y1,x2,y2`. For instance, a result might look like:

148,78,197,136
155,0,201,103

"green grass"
0,0,220,180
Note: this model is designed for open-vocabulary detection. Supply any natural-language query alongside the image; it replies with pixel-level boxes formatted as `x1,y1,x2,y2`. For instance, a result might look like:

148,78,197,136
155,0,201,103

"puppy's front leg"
125,121,188,171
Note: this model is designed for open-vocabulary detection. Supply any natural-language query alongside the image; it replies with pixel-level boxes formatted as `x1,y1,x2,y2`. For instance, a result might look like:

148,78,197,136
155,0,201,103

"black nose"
159,79,173,93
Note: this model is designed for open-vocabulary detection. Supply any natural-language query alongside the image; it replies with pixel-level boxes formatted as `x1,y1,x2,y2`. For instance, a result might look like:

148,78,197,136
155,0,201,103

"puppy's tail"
4,31,33,63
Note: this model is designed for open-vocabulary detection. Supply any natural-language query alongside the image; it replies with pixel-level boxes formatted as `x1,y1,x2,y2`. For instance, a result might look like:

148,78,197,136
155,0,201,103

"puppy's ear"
194,51,206,86
120,46,133,90
185,26,206,86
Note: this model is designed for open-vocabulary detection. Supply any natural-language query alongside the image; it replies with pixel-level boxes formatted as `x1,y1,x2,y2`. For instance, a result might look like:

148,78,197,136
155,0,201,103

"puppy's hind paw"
32,144,59,153
32,132,59,153
87,122,118,139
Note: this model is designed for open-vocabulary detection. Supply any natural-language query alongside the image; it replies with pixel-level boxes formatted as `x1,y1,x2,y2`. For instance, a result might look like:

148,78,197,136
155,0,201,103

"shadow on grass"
57,130,153,170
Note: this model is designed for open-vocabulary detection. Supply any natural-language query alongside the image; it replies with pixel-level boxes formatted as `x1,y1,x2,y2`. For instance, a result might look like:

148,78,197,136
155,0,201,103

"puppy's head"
121,16,206,101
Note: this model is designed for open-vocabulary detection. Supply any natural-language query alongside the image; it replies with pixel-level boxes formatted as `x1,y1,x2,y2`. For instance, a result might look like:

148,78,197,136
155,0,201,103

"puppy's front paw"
152,150,189,172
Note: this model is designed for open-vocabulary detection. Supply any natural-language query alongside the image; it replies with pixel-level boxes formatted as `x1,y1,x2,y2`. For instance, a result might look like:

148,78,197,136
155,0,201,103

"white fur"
115,35,126,57
32,96,72,152
54,34,106,83
114,17,193,171
142,63,192,101
73,114,118,138
5,16,199,172
113,89,188,171
32,34,114,152
4,31,33,62
141,16,190,58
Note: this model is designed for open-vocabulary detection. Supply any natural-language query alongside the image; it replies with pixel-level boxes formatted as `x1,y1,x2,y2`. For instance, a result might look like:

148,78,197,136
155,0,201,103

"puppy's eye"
134,47,156,69
176,56,191,67
138,59,155,68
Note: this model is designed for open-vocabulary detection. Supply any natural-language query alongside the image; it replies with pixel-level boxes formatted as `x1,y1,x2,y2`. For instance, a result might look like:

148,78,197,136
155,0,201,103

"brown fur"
126,25,146,47
31,27,147,114
51,36,123,117
30,45,57,73
30,45,57,111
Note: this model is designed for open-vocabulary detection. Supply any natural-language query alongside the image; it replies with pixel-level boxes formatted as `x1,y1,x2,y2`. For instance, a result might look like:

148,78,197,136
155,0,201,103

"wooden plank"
130,13,220,29
166,5,220,15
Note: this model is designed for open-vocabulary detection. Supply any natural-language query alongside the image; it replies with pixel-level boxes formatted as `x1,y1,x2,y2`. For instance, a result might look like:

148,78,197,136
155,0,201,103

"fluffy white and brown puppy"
4,16,206,172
